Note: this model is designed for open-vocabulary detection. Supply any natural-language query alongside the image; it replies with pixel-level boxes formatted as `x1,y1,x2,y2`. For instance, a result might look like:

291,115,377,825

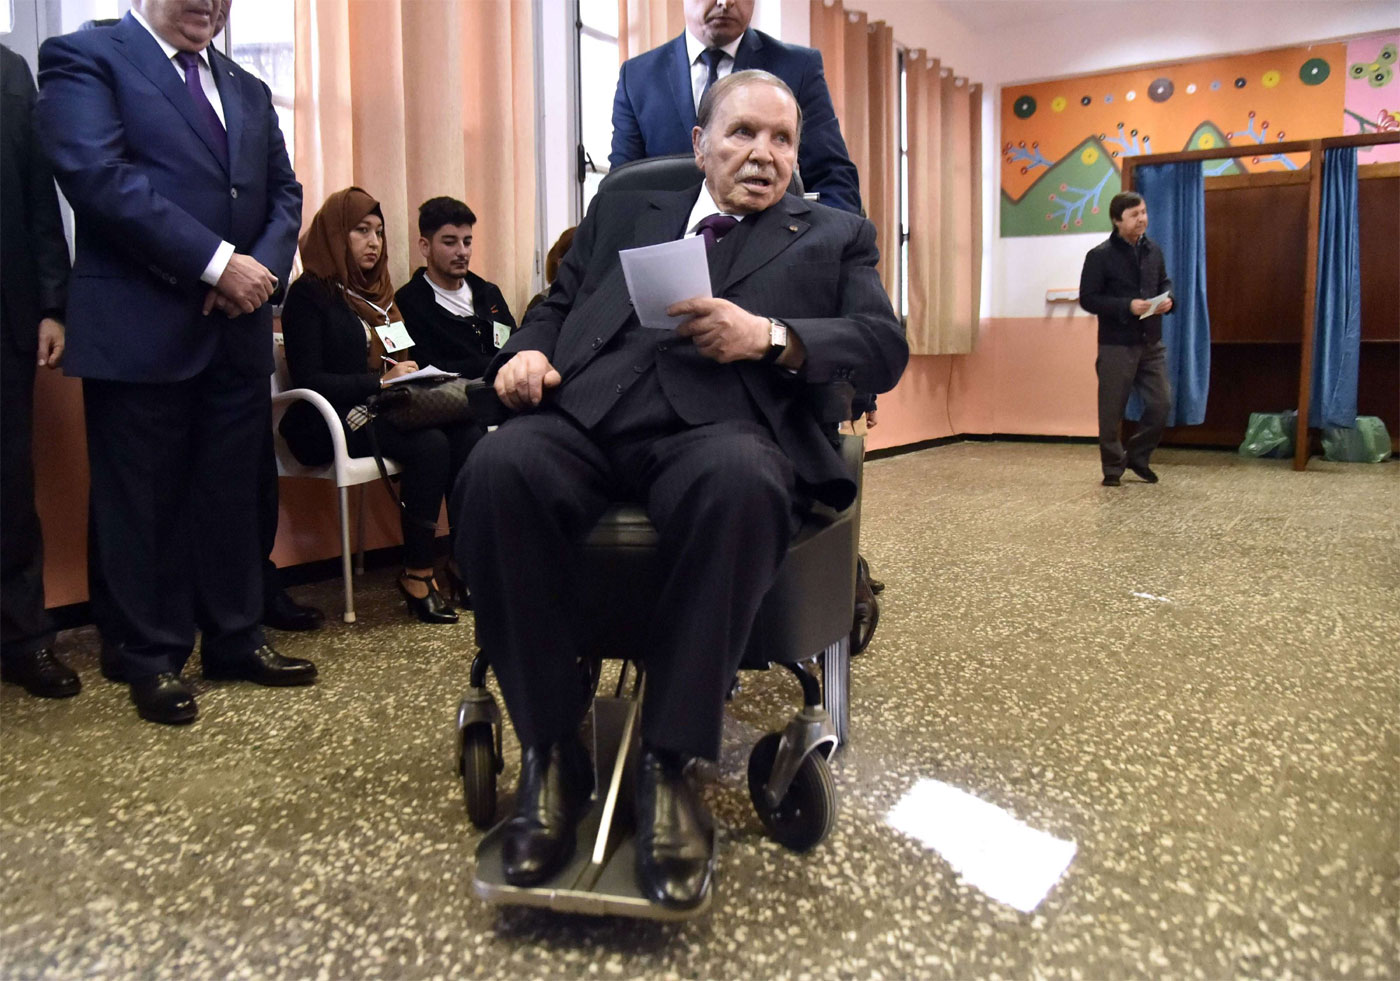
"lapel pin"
788,225,799,232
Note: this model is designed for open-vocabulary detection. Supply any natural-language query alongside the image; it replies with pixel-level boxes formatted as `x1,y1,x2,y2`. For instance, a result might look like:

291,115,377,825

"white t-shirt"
428,277,475,318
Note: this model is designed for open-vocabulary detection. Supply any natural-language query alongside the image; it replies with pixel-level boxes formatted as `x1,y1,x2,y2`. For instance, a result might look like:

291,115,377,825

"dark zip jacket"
1079,230,1173,345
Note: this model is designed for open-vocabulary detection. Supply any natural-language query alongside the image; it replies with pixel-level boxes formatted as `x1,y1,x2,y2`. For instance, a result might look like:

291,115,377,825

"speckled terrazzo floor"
2,443,1397,980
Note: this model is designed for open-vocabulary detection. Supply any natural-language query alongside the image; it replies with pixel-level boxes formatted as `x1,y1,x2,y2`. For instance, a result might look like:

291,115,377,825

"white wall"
854,0,1399,318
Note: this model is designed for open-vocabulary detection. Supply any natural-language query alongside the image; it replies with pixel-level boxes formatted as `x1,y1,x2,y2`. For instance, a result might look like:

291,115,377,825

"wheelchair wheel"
851,592,880,655
747,733,837,852
460,726,498,829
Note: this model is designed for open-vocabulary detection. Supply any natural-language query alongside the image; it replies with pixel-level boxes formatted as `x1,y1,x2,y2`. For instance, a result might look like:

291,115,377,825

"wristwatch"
760,317,788,363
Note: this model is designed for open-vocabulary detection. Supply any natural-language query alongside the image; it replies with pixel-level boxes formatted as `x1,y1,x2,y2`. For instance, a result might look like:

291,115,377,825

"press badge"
492,321,512,349
375,320,415,353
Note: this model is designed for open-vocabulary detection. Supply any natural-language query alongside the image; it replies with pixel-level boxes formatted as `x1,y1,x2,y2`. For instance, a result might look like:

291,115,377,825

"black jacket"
1,45,69,352
1078,231,1173,345
278,275,383,464
496,187,907,509
393,267,515,378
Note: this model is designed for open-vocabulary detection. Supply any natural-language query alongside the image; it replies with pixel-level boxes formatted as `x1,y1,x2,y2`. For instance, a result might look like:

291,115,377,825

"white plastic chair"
270,334,400,623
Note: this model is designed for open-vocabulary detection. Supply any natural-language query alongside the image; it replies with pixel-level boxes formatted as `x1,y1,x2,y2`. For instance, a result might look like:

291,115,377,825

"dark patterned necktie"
175,50,228,163
694,213,739,251
699,47,726,101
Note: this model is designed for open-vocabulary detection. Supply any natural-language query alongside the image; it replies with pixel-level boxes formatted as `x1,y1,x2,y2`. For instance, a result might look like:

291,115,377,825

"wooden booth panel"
1358,175,1399,343
1203,182,1309,344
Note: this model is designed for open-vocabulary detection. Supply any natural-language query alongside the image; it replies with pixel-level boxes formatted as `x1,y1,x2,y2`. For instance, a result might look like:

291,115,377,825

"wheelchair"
454,155,870,919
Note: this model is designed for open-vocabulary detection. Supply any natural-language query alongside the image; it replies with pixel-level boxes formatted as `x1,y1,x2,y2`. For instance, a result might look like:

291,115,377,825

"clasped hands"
493,297,774,411
202,253,279,317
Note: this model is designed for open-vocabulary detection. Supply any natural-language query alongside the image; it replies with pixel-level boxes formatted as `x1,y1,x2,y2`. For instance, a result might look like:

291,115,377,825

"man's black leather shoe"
1129,464,1159,483
263,590,326,632
129,673,197,725
1,649,81,699
635,747,714,910
99,640,126,683
501,737,593,886
1102,474,1121,487
202,644,317,686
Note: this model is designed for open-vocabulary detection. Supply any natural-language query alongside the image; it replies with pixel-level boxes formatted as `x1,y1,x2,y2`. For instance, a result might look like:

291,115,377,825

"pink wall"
868,317,1099,452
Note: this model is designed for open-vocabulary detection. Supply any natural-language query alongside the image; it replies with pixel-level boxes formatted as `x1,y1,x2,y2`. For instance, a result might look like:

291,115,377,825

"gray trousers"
1096,340,1171,476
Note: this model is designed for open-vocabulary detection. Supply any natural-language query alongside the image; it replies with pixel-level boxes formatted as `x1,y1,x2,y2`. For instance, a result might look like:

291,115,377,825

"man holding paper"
1079,191,1174,487
456,70,906,908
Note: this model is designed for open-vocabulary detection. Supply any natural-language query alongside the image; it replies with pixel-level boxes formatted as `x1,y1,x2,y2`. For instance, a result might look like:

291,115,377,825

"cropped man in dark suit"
35,0,315,725
458,70,906,908
610,0,862,215
0,44,79,699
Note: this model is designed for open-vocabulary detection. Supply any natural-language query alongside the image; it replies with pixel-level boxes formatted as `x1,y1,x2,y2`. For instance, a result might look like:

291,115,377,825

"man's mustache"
737,164,775,182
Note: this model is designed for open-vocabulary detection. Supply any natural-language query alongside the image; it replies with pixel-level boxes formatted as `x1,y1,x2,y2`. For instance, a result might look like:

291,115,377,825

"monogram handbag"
364,375,477,431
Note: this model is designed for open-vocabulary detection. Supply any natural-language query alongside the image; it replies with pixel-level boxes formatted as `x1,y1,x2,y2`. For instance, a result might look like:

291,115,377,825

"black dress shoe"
202,644,317,687
1102,474,1121,487
501,737,594,886
397,572,458,624
129,673,197,725
263,590,326,632
1129,464,1159,483
99,640,126,683
1,649,81,699
635,747,714,910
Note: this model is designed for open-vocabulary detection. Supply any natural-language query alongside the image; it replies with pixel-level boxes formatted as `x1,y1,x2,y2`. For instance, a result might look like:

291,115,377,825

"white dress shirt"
131,8,234,287
684,30,743,111
684,181,748,239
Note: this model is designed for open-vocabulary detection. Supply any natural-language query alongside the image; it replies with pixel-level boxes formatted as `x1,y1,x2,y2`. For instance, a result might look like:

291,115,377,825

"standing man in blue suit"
36,0,316,725
610,0,862,216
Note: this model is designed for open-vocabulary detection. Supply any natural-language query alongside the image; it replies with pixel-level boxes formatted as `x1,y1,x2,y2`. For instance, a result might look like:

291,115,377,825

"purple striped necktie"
174,50,228,162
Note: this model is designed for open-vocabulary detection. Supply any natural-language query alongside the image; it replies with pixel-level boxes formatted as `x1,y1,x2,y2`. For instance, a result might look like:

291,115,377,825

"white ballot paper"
383,365,459,385
618,236,712,329
1138,291,1171,319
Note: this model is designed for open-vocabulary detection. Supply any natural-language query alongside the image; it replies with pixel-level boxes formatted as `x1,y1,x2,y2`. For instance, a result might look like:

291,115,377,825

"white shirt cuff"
201,241,237,286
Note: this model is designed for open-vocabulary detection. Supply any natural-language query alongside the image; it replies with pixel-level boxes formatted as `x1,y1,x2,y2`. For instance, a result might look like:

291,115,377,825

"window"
577,0,621,213
222,0,295,164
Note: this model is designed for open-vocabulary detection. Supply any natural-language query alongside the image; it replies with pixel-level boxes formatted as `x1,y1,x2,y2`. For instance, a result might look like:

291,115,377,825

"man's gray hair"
696,69,804,149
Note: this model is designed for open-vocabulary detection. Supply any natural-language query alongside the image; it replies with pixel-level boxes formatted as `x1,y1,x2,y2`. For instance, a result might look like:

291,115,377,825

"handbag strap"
363,422,441,534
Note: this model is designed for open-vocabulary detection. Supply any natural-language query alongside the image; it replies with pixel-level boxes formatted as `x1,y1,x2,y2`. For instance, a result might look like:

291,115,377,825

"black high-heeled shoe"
397,571,459,624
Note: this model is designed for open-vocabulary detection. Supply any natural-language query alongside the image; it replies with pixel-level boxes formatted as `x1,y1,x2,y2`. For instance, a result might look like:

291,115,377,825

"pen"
381,356,398,367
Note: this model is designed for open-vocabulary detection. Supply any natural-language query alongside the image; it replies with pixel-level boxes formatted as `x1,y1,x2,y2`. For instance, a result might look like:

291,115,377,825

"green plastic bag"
1322,416,1393,463
1239,411,1297,458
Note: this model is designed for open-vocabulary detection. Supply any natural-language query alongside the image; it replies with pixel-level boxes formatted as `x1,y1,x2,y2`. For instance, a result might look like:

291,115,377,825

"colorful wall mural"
1000,32,1399,237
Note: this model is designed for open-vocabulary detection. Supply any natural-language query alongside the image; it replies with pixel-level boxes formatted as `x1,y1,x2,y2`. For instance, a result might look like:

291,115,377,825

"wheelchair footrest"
472,805,713,920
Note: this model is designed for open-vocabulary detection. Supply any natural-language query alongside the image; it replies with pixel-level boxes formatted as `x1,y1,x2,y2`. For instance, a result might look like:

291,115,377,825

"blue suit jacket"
35,14,302,383
609,29,862,216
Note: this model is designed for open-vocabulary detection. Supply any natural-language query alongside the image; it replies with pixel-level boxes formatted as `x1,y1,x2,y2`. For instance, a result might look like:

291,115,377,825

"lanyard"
341,285,395,325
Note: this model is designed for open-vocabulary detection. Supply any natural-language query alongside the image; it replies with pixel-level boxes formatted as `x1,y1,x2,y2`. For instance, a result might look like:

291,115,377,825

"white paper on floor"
1131,590,1172,602
886,778,1076,913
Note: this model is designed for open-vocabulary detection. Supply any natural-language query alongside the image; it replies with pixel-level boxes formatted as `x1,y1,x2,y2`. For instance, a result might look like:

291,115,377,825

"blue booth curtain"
1130,162,1211,427
1309,147,1362,429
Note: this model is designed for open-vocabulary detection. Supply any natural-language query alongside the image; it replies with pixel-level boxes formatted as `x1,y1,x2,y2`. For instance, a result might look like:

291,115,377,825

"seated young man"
456,70,907,909
394,196,516,378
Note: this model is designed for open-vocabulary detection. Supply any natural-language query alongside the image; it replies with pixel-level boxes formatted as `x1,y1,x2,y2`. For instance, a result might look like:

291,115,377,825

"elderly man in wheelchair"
454,70,907,915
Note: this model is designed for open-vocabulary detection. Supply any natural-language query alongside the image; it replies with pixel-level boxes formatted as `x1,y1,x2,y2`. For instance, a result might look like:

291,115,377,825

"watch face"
770,319,787,347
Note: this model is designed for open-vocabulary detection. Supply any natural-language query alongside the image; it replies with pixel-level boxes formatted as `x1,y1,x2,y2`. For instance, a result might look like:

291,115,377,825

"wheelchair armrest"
271,387,354,466
465,378,510,428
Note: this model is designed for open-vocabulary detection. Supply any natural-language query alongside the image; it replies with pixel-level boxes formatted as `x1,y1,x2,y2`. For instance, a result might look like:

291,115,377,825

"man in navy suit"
459,70,905,909
609,0,862,215
36,0,315,725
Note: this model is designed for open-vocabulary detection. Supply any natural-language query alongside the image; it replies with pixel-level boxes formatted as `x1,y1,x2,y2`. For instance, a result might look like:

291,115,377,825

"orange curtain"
618,0,683,62
809,0,898,298
905,50,982,355
294,0,536,313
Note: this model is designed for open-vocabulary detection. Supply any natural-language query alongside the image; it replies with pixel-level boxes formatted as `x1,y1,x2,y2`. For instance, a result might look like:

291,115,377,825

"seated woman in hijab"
279,187,479,624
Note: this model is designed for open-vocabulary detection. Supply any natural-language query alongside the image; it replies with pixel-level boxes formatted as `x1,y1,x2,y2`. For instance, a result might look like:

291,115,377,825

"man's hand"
1158,297,1173,314
207,253,278,316
1129,298,1151,316
494,350,561,411
668,297,768,363
380,360,421,385
37,318,65,369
